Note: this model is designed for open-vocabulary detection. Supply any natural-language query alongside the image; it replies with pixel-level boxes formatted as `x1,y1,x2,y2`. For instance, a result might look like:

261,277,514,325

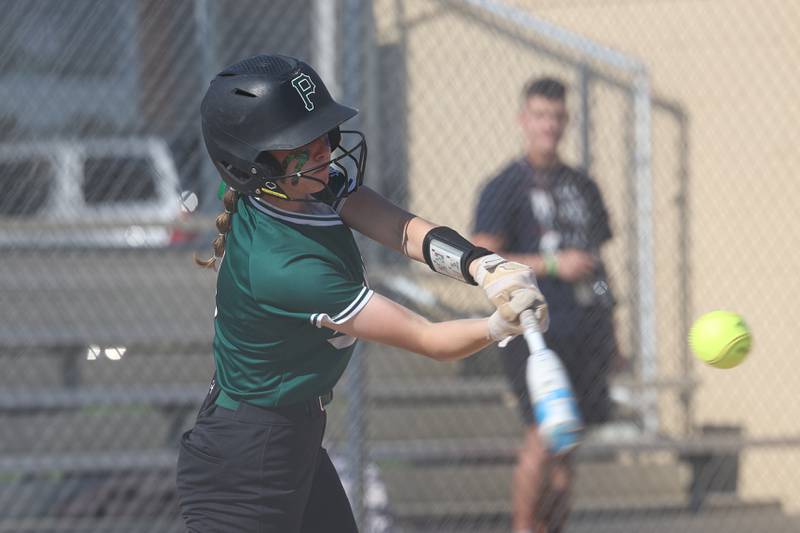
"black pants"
176,390,357,533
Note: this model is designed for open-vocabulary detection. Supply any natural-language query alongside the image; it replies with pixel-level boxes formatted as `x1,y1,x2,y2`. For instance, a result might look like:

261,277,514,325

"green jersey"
212,192,371,408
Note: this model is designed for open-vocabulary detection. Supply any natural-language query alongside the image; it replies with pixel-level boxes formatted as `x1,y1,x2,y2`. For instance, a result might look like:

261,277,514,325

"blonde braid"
194,188,240,269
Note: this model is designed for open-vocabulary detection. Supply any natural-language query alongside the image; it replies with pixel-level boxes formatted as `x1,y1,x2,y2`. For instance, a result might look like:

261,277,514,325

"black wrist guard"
422,226,493,285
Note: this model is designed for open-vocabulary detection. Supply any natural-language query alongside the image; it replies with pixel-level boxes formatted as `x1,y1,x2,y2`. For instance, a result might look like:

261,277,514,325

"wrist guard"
422,226,493,285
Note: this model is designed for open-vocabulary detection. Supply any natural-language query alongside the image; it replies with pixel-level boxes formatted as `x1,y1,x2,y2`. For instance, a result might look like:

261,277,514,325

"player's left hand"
475,254,549,332
487,288,541,344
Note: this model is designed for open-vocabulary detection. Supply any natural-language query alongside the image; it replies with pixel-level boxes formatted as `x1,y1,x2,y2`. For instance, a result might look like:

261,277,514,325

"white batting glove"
476,254,549,332
487,289,541,346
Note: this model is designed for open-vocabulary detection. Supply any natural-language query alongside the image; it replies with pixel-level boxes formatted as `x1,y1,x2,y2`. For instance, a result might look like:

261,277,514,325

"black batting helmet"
201,54,367,199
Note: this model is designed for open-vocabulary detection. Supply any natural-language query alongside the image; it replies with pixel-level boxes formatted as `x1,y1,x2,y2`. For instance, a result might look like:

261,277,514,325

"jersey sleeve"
250,254,373,328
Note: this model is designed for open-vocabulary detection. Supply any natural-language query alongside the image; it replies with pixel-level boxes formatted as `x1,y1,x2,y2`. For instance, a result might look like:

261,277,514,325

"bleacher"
1,250,800,532
0,249,212,532
359,343,800,532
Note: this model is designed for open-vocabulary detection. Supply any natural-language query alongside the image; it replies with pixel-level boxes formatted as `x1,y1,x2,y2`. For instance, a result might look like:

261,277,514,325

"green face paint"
282,150,310,175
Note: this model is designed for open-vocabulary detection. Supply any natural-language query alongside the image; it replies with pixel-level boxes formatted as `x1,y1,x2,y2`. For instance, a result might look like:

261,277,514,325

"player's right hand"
487,289,541,344
475,254,549,332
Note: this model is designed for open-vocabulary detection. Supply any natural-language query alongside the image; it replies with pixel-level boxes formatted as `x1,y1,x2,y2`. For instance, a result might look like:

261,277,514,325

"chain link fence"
1,0,799,532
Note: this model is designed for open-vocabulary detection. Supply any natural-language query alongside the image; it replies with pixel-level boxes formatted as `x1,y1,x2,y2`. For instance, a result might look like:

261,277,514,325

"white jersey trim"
310,286,374,328
249,197,343,227
333,195,348,215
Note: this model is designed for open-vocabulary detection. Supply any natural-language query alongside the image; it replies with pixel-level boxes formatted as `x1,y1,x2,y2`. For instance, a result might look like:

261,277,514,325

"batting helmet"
201,54,367,199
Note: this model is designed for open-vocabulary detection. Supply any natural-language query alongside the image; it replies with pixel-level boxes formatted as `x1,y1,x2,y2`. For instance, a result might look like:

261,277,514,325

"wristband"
422,226,493,285
544,253,559,277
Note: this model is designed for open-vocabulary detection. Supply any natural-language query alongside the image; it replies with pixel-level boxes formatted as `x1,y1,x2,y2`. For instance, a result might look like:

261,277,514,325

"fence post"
633,70,658,434
341,1,368,526
578,63,592,173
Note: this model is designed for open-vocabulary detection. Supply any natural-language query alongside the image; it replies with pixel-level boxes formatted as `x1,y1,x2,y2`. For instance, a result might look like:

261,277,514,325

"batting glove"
487,289,541,346
476,254,549,333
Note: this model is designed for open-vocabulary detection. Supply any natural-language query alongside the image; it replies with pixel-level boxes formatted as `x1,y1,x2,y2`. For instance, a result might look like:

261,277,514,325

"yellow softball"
688,310,752,369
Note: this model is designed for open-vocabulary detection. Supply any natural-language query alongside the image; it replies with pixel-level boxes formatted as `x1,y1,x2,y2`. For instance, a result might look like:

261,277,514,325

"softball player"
175,54,548,533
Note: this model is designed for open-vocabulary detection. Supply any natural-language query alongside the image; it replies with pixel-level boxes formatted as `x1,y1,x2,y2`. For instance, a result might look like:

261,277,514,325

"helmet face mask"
268,130,367,203
201,55,367,201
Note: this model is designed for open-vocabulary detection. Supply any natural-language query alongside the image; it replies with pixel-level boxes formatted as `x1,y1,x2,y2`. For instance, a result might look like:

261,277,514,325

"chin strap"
258,181,290,200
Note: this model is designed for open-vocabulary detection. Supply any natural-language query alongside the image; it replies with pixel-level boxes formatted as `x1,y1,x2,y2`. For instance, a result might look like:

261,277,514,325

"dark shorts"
176,387,357,533
502,308,617,427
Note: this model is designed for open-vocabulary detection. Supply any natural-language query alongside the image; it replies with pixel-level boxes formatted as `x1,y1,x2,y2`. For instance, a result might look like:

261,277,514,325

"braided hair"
194,188,240,269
